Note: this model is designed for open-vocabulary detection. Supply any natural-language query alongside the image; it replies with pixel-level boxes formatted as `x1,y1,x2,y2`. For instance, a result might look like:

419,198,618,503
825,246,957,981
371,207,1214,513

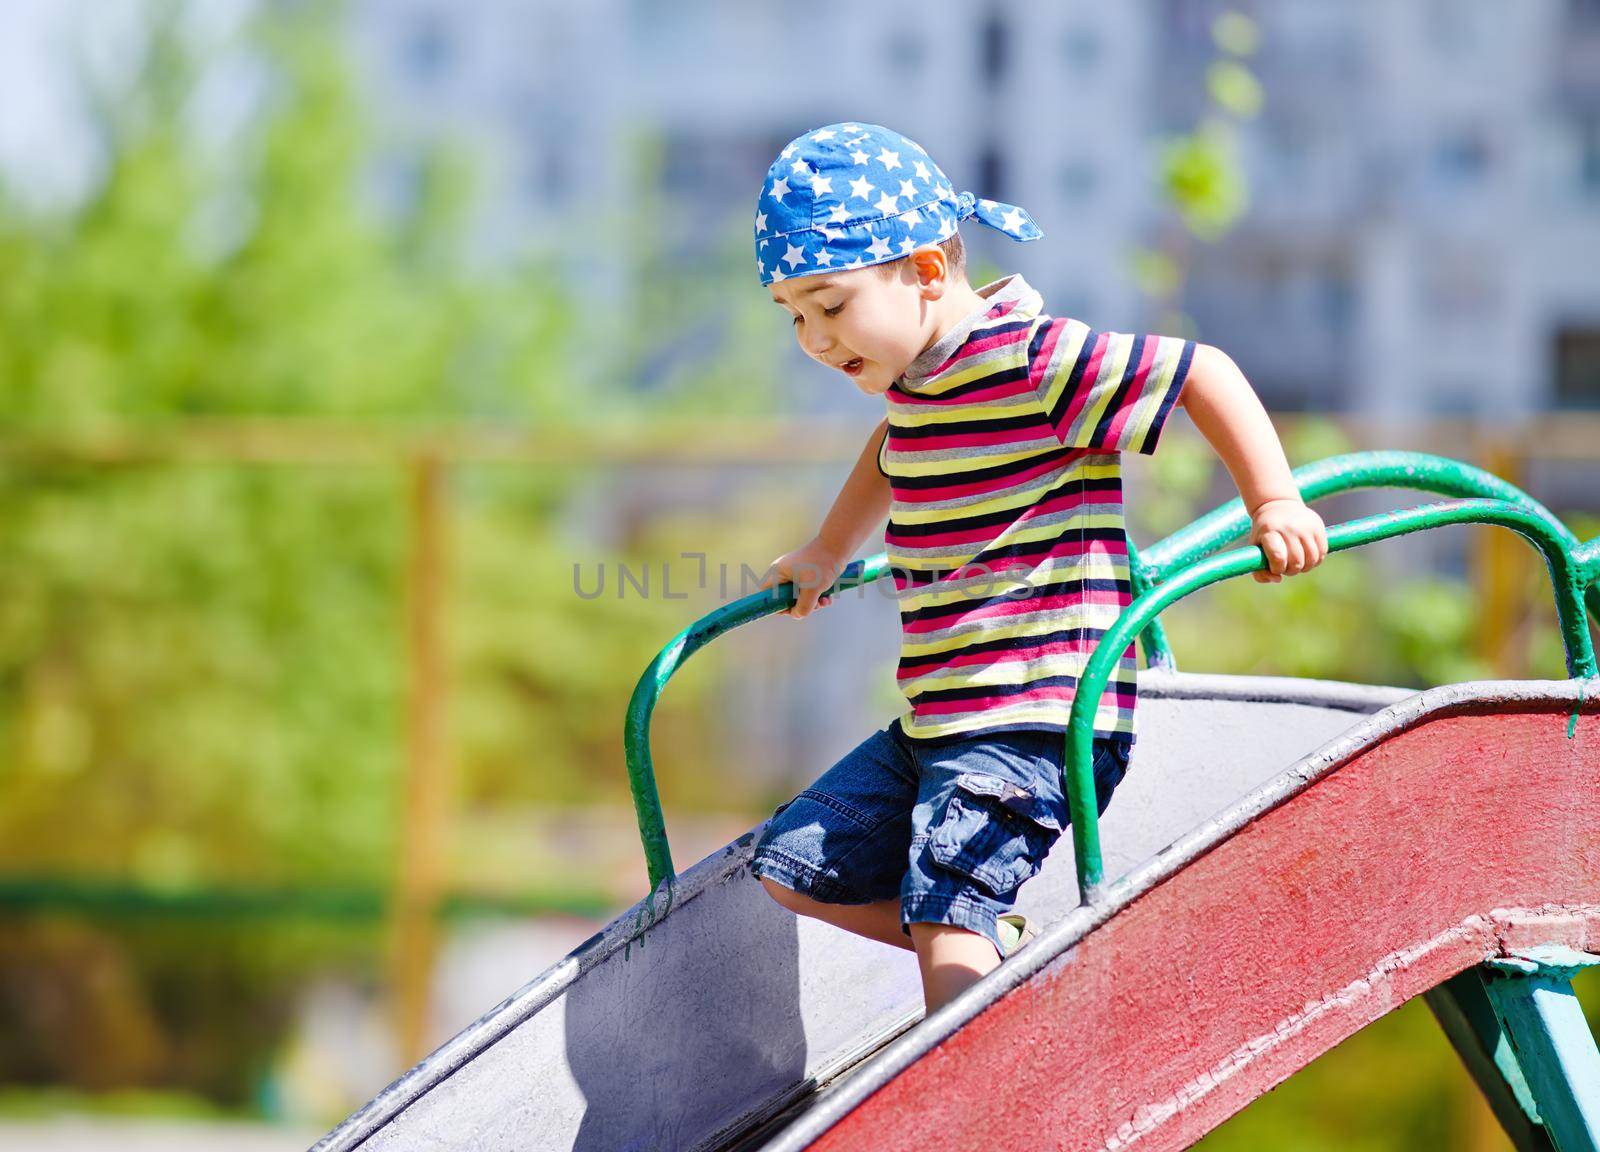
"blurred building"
1160,0,1600,424
340,0,1238,773
7,0,1597,421
348,0,1600,421
1156,0,1600,583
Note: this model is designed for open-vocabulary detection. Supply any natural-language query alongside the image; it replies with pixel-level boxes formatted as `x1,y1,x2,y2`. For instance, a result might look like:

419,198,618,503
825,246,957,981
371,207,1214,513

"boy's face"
769,251,948,397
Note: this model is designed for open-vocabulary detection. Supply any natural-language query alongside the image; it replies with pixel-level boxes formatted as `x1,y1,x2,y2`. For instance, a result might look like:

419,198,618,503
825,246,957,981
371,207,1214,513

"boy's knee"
908,919,1003,963
759,875,805,910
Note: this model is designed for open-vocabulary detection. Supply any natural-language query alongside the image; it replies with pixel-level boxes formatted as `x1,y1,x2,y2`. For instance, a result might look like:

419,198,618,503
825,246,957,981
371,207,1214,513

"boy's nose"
800,329,835,360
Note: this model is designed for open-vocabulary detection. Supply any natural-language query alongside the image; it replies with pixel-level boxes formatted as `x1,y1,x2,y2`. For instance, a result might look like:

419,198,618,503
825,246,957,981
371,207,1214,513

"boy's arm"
757,418,891,619
1178,344,1329,584
816,417,892,561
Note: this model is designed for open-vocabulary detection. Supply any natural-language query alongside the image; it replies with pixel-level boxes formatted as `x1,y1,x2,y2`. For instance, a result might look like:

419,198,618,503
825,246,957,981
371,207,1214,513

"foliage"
1134,6,1261,331
1158,123,1249,244
0,0,752,1108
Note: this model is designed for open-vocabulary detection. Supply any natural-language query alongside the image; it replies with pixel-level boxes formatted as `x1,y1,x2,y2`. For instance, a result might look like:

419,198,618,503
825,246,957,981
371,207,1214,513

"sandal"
996,912,1037,958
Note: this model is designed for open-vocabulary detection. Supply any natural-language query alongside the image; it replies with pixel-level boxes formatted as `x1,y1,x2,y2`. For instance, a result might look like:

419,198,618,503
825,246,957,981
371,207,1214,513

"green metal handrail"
1131,451,1600,671
1065,497,1600,906
622,451,1600,909
624,554,893,896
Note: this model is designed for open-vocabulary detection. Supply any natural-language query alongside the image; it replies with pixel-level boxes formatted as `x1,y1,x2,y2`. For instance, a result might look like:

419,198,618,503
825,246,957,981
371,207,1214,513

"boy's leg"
758,879,914,952
899,730,1068,1013
759,878,995,1010
908,922,1001,1014
751,720,919,947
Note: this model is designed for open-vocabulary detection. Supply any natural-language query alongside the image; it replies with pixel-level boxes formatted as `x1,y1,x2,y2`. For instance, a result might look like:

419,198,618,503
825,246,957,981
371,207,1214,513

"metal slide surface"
312,674,1598,1152
314,671,1399,1150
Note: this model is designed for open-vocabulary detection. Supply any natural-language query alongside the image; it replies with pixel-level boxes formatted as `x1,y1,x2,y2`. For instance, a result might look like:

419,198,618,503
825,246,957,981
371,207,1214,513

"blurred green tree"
0,0,747,1108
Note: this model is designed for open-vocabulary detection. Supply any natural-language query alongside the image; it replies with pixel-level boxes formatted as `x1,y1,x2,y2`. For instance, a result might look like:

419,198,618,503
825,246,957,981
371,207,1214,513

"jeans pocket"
928,771,1064,895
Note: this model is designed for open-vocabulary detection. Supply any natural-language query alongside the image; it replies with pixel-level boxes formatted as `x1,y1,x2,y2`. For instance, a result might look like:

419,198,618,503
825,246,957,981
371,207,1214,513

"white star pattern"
757,126,1027,286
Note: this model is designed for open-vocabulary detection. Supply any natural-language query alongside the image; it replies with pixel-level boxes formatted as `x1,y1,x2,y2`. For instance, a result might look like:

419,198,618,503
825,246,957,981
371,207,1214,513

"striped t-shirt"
877,272,1194,744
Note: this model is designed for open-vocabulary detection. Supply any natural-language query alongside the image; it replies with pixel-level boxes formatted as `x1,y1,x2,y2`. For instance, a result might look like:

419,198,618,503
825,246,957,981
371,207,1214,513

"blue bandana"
754,122,1043,286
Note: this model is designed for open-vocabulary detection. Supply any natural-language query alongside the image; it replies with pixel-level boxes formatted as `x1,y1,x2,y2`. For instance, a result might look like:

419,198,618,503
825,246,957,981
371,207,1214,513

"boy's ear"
909,246,950,299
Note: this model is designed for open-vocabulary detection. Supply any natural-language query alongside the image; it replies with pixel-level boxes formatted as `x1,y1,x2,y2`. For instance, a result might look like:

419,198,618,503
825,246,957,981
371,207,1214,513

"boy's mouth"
840,357,864,376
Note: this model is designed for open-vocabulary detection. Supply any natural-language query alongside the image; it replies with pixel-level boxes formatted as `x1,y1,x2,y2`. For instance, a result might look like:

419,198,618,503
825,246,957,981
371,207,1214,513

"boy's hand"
756,536,848,618
1248,497,1328,584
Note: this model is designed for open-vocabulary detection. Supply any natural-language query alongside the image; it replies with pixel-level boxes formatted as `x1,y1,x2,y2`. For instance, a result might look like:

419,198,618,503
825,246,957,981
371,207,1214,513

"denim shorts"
749,717,1132,958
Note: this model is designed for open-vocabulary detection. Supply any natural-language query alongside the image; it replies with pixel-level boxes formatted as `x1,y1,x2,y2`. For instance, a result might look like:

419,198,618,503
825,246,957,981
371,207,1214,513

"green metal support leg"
1480,947,1600,1152
1429,948,1600,1152
1426,968,1554,1152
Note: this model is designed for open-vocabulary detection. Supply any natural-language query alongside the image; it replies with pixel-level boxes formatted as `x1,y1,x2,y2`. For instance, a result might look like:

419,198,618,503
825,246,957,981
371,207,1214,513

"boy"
748,123,1327,1016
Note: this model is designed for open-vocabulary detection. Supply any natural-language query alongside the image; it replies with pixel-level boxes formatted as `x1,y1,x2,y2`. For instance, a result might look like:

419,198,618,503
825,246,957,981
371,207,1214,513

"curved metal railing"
622,554,892,899
1128,451,1600,671
622,451,1600,911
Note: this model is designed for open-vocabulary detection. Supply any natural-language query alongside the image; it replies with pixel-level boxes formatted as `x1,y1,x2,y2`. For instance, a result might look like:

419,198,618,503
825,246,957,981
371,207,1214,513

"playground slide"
314,453,1600,1151
309,668,1556,1152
